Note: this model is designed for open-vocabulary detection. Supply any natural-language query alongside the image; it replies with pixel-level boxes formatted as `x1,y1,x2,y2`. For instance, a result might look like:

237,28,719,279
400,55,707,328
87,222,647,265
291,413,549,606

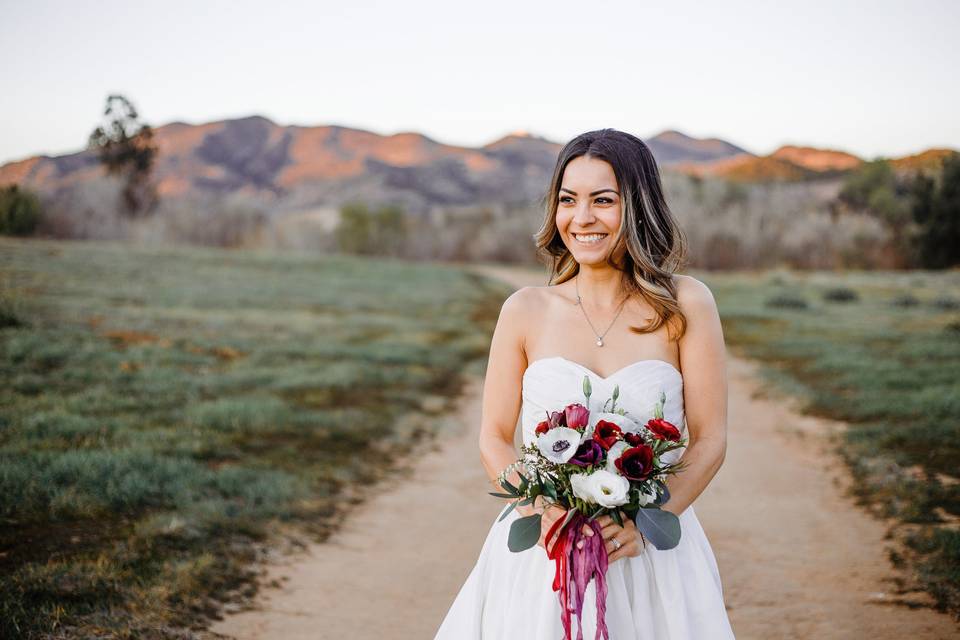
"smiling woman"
434,129,736,639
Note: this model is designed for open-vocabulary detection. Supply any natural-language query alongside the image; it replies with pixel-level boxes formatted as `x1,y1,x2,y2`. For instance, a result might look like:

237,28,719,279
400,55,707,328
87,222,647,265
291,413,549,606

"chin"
573,252,608,266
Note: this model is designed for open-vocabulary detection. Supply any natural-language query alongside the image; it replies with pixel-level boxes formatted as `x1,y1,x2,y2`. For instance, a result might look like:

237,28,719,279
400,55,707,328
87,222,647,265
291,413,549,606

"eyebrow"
559,188,620,196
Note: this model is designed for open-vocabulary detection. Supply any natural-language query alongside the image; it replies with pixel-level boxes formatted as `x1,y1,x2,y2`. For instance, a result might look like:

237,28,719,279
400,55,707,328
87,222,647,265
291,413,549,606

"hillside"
1,118,953,213
0,120,751,214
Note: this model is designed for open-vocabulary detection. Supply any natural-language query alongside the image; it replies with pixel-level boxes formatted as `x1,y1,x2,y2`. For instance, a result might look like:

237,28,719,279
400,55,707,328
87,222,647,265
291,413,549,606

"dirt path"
208,264,958,640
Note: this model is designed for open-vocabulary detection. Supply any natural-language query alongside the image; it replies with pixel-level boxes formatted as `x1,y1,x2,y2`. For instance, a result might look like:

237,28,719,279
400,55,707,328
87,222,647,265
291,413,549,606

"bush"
932,296,960,310
765,293,809,309
822,287,859,303
335,201,408,257
0,290,26,328
0,184,42,236
891,293,920,307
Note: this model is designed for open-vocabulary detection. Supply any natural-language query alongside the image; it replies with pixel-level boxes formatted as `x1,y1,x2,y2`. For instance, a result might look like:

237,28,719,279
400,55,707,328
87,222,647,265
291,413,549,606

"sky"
1,0,958,165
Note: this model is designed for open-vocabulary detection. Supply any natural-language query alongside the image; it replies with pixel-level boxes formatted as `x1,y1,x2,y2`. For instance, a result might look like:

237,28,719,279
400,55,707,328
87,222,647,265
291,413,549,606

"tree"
0,184,42,236
911,152,960,268
838,159,911,225
334,202,408,256
88,95,158,215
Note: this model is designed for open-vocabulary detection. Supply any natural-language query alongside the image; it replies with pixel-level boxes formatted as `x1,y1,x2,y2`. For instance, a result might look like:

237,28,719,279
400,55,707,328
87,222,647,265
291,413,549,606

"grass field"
703,268,960,616
0,237,511,639
3,237,957,635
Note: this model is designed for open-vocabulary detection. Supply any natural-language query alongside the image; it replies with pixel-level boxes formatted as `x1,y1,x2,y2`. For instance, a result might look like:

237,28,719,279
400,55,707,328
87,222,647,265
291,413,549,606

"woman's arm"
477,287,546,519
661,275,729,517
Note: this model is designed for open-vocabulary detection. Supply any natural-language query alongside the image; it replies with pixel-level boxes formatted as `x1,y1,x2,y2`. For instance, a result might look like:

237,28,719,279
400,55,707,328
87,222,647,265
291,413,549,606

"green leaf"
498,500,519,522
488,491,515,499
558,508,577,532
518,474,529,493
501,476,519,496
634,507,681,550
508,514,542,552
543,478,558,501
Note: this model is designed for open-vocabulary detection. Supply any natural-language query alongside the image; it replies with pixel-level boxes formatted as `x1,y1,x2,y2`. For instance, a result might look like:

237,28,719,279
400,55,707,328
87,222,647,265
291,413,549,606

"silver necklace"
574,274,627,347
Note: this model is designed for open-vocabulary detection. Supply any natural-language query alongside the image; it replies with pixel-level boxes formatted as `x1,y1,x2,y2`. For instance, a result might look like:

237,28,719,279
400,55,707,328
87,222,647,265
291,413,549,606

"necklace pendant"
596,337,604,347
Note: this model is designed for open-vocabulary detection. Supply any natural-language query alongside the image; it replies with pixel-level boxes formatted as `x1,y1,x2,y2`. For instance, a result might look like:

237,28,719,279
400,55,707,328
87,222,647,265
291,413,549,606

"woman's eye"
559,196,573,204
596,197,613,204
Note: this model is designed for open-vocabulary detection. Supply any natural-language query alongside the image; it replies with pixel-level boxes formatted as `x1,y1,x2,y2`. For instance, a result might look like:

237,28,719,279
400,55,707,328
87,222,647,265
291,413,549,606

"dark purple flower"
615,444,655,481
569,439,604,467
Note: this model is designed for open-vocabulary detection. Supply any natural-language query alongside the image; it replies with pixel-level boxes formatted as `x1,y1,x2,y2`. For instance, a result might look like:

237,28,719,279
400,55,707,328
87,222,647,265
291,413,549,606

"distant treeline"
4,153,958,270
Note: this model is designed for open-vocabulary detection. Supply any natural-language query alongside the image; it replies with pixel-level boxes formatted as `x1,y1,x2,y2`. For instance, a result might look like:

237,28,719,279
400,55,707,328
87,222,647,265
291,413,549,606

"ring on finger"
609,537,622,551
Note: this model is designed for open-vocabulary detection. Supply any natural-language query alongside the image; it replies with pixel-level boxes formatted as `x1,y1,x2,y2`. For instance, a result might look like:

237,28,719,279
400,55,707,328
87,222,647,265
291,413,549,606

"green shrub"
822,287,859,303
764,293,809,309
0,185,41,236
891,293,920,307
0,289,26,328
335,201,408,256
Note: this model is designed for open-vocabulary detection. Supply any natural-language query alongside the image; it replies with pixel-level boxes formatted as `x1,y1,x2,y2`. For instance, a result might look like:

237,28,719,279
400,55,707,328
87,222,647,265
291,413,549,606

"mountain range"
0,116,952,214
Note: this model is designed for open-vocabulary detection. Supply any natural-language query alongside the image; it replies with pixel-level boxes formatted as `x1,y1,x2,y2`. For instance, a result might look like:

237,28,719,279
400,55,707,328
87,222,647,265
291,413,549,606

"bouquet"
490,375,688,640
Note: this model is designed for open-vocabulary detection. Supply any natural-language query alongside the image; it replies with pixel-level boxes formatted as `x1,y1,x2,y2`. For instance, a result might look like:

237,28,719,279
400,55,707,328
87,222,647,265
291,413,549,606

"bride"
434,129,736,639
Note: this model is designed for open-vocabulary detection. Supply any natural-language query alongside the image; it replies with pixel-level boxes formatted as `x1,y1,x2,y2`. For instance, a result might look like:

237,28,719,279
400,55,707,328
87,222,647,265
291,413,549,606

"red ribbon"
546,513,573,638
545,511,610,640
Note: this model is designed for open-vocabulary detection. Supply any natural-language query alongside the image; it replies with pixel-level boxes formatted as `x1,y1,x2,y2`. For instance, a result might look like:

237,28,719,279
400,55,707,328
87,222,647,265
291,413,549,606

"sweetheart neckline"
524,355,683,382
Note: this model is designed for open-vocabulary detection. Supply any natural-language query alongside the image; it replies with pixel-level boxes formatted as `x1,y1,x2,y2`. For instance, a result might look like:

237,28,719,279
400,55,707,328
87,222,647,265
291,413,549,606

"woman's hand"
537,503,569,554
577,510,646,563
514,496,568,554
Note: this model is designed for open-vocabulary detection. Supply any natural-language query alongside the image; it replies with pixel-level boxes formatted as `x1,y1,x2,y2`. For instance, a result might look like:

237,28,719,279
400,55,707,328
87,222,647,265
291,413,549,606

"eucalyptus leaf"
557,508,577,534
508,513,542,552
501,476,519,496
543,478,558,501
488,491,515,499
498,500,518,522
634,506,681,550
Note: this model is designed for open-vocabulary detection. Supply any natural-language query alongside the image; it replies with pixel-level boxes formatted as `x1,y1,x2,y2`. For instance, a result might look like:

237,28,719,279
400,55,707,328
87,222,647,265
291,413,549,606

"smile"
573,232,608,245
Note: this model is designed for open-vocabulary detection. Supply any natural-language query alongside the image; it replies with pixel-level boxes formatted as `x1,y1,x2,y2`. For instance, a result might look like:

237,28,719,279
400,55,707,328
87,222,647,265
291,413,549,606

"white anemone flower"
536,427,581,464
571,469,630,507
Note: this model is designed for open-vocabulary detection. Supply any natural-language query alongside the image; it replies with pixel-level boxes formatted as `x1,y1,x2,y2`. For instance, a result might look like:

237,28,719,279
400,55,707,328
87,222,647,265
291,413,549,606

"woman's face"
555,155,623,266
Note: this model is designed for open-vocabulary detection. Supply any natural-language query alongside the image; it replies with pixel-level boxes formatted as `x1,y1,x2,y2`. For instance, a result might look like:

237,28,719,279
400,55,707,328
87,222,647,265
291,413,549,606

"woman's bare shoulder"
497,285,564,349
673,273,719,316
499,285,555,320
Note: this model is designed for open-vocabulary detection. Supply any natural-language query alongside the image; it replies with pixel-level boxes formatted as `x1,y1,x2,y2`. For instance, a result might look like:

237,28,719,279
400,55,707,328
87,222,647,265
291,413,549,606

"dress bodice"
521,356,687,463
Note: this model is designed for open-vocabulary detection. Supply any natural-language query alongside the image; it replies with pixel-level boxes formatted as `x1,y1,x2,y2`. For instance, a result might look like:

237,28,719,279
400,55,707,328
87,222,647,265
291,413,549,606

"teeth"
574,233,607,244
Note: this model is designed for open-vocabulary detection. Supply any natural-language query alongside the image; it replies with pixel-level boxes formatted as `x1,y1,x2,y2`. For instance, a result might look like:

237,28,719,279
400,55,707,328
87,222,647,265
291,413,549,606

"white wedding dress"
434,356,736,639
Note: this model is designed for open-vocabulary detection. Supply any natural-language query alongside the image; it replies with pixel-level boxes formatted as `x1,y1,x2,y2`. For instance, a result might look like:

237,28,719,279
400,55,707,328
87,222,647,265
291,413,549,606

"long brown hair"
533,128,690,341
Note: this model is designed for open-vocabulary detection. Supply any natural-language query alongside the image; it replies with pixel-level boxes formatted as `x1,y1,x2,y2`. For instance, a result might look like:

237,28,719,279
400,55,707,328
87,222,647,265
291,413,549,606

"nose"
572,200,596,225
